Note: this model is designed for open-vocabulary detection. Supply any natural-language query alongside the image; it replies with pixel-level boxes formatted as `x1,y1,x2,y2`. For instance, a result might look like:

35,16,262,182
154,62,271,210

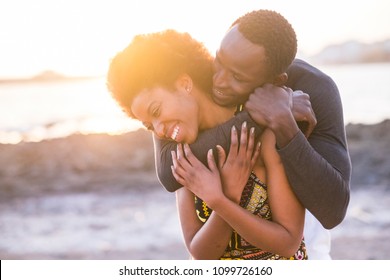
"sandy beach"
1,120,389,260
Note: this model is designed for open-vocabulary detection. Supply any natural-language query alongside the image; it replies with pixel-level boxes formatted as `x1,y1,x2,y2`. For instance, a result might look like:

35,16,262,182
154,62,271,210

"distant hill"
310,39,390,64
31,70,67,81
0,70,98,84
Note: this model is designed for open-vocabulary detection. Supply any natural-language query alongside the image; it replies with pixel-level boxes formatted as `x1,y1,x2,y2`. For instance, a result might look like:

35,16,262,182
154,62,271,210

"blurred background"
0,0,389,259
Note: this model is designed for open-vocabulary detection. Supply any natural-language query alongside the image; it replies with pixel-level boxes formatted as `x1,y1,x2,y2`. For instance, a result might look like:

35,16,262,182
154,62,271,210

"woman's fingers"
176,143,191,168
229,125,238,156
246,126,255,158
171,164,185,185
207,149,218,172
171,150,186,185
216,145,226,169
171,144,193,180
239,121,248,154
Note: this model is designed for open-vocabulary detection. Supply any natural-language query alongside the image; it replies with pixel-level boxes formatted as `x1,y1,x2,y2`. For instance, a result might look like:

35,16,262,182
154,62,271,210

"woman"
107,29,307,260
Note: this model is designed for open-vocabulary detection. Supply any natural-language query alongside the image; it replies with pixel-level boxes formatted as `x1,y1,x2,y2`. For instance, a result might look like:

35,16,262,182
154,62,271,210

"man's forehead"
219,34,266,71
220,25,245,50
221,26,265,59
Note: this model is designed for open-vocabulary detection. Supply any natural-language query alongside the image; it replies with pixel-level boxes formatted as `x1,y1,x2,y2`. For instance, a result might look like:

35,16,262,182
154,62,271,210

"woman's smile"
169,124,180,141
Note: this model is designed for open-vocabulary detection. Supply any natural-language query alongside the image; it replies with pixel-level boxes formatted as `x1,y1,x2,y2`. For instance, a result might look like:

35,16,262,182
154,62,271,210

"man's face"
212,25,271,107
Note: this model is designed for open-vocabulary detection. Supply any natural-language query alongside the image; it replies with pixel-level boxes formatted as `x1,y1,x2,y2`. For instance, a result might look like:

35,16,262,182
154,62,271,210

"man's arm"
154,111,263,192
245,59,350,229
279,59,351,229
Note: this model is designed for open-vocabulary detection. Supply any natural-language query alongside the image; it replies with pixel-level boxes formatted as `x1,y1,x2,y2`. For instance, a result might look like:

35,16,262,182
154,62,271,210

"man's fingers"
305,114,317,138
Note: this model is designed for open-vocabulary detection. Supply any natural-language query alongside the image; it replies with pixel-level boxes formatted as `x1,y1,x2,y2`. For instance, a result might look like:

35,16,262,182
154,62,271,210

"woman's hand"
171,143,223,207
216,122,261,203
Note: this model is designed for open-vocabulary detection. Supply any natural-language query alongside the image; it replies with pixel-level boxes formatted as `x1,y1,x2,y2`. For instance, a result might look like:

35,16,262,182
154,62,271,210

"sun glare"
1,0,389,78
1,0,389,142
0,1,260,78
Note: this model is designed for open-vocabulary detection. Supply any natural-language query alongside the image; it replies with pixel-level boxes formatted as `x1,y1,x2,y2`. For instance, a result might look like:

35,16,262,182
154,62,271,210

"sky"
0,0,389,78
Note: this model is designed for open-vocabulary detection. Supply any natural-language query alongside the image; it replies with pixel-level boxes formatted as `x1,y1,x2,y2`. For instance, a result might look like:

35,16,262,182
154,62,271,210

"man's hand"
245,84,298,148
291,90,317,138
245,84,292,129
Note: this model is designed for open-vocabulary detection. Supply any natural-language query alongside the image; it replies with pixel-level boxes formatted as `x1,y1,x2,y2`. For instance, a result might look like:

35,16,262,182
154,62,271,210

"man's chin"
211,94,236,107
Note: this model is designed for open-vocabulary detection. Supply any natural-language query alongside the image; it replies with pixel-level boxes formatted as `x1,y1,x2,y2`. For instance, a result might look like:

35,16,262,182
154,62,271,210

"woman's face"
131,86,200,144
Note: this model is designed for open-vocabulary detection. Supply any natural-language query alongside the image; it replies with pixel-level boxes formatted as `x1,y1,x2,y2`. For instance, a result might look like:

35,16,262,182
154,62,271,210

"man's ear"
273,73,288,86
176,74,193,93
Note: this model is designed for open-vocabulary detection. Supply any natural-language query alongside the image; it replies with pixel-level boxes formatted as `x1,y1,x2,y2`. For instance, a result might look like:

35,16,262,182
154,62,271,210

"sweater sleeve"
282,59,352,229
154,111,264,192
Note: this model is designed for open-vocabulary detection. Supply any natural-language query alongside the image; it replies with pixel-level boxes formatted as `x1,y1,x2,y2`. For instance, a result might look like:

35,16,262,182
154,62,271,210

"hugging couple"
107,9,351,260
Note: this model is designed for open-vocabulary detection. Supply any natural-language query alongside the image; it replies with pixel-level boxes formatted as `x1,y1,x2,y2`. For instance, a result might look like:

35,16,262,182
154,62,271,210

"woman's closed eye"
151,104,161,118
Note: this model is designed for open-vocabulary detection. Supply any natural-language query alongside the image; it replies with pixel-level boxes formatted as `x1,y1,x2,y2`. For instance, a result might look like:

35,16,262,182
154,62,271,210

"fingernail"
251,127,255,134
232,125,236,132
242,121,247,128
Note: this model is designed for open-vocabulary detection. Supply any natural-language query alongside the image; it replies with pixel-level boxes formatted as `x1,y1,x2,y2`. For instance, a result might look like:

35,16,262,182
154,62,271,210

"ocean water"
0,63,389,144
321,63,390,125
0,78,143,144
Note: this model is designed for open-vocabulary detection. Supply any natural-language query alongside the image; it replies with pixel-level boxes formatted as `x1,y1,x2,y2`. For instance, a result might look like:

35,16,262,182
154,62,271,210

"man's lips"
213,87,225,96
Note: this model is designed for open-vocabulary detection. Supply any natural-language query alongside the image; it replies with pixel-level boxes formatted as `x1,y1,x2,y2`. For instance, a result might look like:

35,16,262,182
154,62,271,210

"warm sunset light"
1,0,390,266
0,0,389,143
1,0,389,78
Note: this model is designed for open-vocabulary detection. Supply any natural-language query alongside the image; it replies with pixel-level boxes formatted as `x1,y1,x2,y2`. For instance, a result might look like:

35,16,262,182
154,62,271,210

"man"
153,10,351,259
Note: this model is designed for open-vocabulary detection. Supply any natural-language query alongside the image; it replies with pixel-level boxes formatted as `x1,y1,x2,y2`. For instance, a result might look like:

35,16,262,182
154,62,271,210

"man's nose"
213,69,229,88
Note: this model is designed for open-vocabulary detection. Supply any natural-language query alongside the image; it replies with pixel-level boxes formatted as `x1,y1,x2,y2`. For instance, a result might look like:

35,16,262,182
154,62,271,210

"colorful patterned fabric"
195,172,308,260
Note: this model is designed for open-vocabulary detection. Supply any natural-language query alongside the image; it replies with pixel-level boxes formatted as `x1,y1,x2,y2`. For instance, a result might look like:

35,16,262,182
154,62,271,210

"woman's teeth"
171,126,179,141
